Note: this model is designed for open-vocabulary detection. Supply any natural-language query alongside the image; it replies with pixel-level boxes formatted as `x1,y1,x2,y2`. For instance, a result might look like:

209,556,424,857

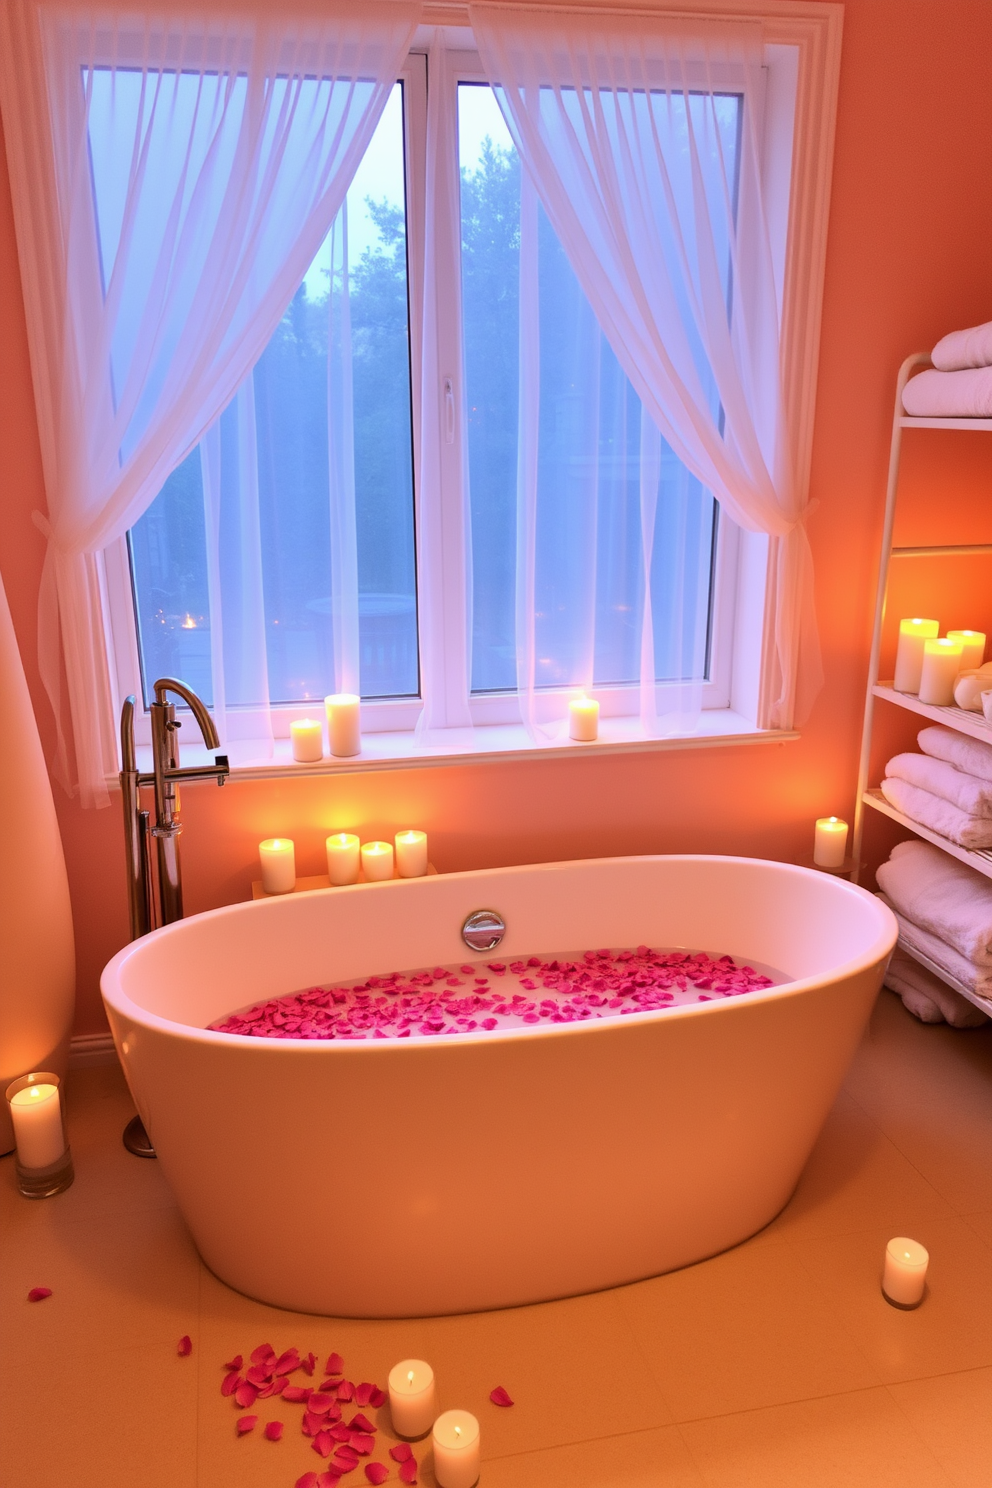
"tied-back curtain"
470,6,822,730
0,0,420,804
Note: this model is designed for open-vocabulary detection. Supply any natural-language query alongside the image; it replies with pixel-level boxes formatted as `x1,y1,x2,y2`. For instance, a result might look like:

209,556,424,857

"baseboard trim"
69,1033,119,1069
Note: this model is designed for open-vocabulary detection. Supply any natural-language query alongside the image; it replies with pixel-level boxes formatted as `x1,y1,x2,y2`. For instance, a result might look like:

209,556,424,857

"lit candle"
395,828,428,878
361,840,394,882
882,1236,929,1308
326,832,360,886
569,693,599,742
290,717,323,763
946,630,986,670
259,838,295,895
388,1359,437,1438
813,816,849,869
918,637,964,706
325,693,361,758
432,1410,480,1488
9,1081,65,1168
893,618,939,692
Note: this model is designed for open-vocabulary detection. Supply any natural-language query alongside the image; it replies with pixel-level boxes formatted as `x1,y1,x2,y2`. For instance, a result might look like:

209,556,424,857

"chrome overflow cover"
462,909,506,952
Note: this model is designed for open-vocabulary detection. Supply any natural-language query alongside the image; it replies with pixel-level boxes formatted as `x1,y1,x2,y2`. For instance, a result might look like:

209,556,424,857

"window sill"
116,710,798,786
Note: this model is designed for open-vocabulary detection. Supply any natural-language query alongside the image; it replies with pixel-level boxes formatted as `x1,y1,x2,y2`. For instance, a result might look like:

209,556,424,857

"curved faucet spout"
152,677,220,751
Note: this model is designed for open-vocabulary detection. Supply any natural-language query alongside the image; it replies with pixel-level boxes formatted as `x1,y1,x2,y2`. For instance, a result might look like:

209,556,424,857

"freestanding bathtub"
101,856,896,1317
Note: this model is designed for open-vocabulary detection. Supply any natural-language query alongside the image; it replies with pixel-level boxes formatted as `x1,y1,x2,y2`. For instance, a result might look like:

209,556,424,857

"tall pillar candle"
918,637,964,705
259,838,296,894
388,1360,437,1438
395,829,428,878
326,832,360,886
569,693,599,741
946,630,986,671
882,1236,929,1307
290,717,323,762
432,1410,480,1488
814,816,849,868
325,693,361,757
7,1079,65,1168
893,618,939,693
361,840,394,882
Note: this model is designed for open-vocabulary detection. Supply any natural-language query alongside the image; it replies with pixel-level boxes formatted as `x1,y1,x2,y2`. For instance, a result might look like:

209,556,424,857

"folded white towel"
932,319,992,371
876,838,992,966
884,752,992,817
878,893,992,997
879,776,992,848
918,724,992,783
884,947,989,1028
902,366,992,418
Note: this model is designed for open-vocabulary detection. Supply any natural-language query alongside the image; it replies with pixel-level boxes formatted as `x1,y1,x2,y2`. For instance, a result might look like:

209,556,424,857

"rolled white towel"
902,366,992,418
884,752,992,817
878,893,992,998
884,947,989,1028
877,838,992,967
932,319,992,371
918,724,992,783
879,776,992,848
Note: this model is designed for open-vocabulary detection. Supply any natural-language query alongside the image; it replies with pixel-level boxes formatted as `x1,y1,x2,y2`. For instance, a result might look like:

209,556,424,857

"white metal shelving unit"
853,351,992,1017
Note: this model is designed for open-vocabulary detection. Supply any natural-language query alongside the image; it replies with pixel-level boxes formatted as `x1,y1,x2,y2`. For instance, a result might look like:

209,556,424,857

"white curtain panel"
469,6,822,731
0,0,420,804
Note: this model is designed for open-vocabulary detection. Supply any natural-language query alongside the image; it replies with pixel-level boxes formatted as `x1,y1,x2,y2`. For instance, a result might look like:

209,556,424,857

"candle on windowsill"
893,618,939,693
882,1236,929,1308
326,832,360,886
361,840,394,882
569,693,599,742
918,636,964,706
259,838,296,895
290,717,323,763
946,630,986,671
388,1359,437,1438
432,1410,480,1488
325,693,361,758
395,828,428,878
813,816,849,869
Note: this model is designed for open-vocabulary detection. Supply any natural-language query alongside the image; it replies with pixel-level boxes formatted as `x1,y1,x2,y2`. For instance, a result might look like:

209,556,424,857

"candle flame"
455,1426,461,1438
407,1371,414,1386
30,1087,41,1100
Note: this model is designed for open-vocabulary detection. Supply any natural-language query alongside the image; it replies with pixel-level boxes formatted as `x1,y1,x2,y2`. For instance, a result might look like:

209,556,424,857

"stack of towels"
882,725,992,849
903,318,992,418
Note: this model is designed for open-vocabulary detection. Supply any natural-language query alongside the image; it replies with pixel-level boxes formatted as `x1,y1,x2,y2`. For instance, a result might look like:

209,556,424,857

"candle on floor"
290,717,323,763
388,1359,437,1438
569,693,599,741
7,1079,66,1169
918,637,964,706
946,630,986,671
325,693,361,758
395,828,428,879
361,840,394,882
432,1410,480,1488
259,838,296,895
882,1236,929,1307
326,832,360,886
893,618,939,693
813,816,849,869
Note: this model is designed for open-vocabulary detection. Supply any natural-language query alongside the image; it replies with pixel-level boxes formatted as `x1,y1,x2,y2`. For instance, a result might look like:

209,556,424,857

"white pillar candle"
388,1359,437,1438
395,829,428,878
361,840,394,882
569,693,599,741
290,717,323,763
9,1082,65,1168
432,1410,480,1488
325,693,361,758
326,832,360,886
918,637,964,706
259,838,296,895
882,1236,929,1307
893,618,939,692
813,816,849,869
946,630,986,671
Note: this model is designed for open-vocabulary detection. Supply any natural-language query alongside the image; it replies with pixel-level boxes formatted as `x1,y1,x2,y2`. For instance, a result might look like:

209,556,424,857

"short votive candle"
813,816,849,869
395,828,428,878
5,1071,74,1198
882,1236,929,1308
325,693,361,758
893,617,939,693
946,630,986,671
326,832,360,886
918,637,964,706
361,840,394,882
290,717,323,763
259,837,296,894
387,1359,437,1438
569,693,599,741
432,1410,481,1488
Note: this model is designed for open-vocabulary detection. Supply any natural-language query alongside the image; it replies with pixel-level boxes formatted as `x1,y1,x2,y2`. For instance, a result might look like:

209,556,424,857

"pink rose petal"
221,1373,242,1398
223,1355,243,1372
235,1382,259,1409
368,1387,387,1409
264,1420,284,1441
365,1466,389,1486
331,1452,359,1475
390,1443,413,1463
251,1343,276,1365
247,1363,273,1385
399,1459,418,1485
284,1384,312,1404
177,1335,193,1357
303,1412,326,1438
325,1351,345,1375
27,1287,52,1302
313,1430,334,1458
302,1352,318,1376
355,1381,375,1406
336,1380,355,1402
296,1475,320,1488
236,1415,258,1435
329,1425,353,1443
350,1433,375,1455
309,1393,335,1415
317,1476,342,1488
349,1413,375,1434
489,1385,514,1407
276,1348,302,1375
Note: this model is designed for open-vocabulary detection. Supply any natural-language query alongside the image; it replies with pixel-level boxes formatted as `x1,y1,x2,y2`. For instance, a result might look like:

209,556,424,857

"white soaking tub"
100,856,896,1317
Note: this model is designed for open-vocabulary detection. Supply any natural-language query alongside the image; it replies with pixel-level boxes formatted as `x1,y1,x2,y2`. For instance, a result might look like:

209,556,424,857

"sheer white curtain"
470,6,821,731
0,0,419,804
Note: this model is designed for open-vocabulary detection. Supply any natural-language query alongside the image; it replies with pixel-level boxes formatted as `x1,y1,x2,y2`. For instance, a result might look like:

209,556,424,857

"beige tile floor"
2,989,990,1488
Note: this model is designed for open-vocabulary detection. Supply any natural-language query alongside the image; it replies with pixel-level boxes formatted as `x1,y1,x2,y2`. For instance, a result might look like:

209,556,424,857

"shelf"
894,936,992,1018
899,415,992,432
873,684,992,743
863,788,992,879
251,864,438,899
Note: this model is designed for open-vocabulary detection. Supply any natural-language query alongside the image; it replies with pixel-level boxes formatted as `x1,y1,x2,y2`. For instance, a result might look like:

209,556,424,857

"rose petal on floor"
296,1474,320,1488
336,1380,355,1402
236,1415,258,1435
251,1343,276,1365
27,1288,52,1302
177,1335,193,1357
325,1352,345,1375
398,1458,418,1484
365,1466,389,1485
348,1412,375,1434
389,1443,413,1463
317,1475,342,1488
355,1381,375,1406
349,1433,375,1455
489,1385,514,1407
313,1430,334,1458
235,1382,258,1409
221,1372,242,1397
223,1354,243,1372
263,1420,284,1441
368,1386,387,1408
275,1348,301,1375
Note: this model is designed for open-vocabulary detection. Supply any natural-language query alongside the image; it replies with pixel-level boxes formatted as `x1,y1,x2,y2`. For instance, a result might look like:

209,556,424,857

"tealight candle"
361,840,394,882
918,636,964,706
326,832,360,886
290,717,323,763
325,693,361,757
813,816,849,869
893,618,939,693
395,828,428,878
432,1410,480,1488
946,630,986,671
259,837,296,894
388,1359,437,1438
882,1236,929,1308
569,693,599,741
8,1081,65,1169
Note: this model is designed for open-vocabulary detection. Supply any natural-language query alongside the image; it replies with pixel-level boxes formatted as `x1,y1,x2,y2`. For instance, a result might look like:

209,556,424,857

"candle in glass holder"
893,618,939,692
432,1410,480,1488
918,637,964,706
395,829,428,878
361,840,394,882
814,816,849,869
882,1236,929,1307
326,832,360,886
259,838,295,894
8,1081,65,1169
388,1359,436,1438
290,717,323,762
569,693,599,741
946,630,986,671
325,693,361,757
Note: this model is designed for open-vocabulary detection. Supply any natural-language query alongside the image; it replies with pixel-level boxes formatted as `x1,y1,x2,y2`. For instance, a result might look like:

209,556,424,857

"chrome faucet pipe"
148,678,228,926
119,697,153,941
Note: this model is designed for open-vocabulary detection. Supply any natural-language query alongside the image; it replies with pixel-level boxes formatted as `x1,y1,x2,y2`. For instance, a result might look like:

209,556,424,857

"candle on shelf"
325,693,361,758
395,828,428,879
361,840,394,882
326,832,360,886
882,1236,929,1308
813,816,849,869
8,1080,65,1169
387,1359,437,1438
946,629,986,671
259,838,296,895
918,636,964,706
290,717,323,763
432,1410,480,1488
569,693,599,742
893,618,939,693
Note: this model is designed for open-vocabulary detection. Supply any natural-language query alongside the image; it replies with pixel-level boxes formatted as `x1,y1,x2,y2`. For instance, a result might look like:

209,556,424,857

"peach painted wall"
1,0,991,1037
